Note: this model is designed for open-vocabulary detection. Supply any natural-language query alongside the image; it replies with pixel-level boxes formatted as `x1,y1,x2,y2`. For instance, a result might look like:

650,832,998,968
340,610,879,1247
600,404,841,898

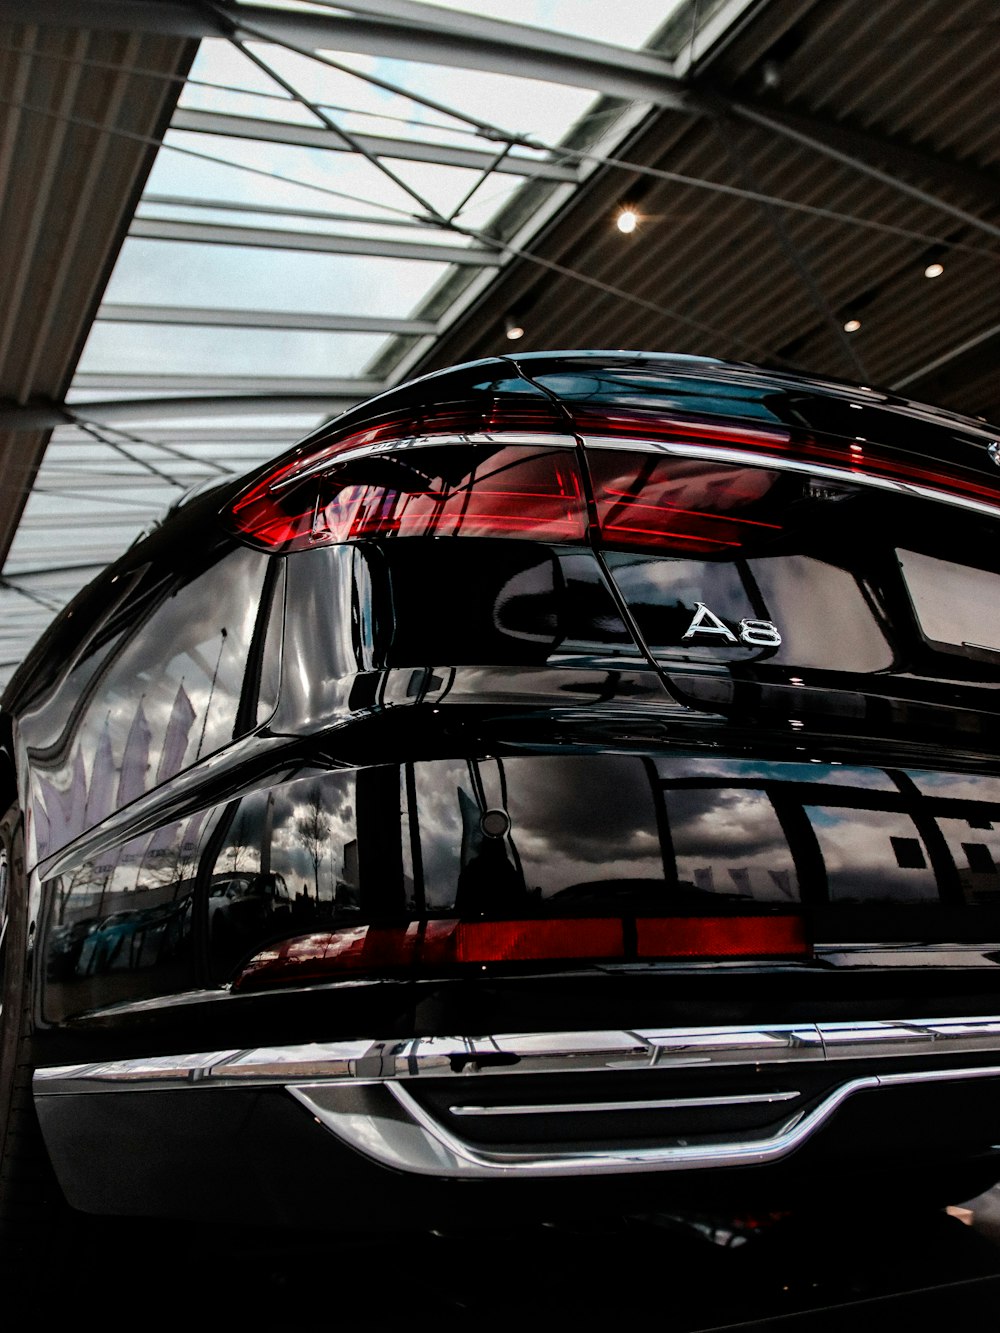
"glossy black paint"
6,351,1000,1218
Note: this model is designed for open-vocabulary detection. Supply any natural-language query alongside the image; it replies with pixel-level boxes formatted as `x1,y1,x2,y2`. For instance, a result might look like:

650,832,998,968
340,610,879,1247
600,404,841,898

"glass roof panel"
101,239,451,315
78,326,388,378
315,50,596,142
157,129,447,218
4,0,698,684
399,0,678,47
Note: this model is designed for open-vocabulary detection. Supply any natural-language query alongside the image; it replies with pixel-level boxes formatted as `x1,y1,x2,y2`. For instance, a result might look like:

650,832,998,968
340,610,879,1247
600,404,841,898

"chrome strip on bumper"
32,1014,1000,1090
448,1090,802,1117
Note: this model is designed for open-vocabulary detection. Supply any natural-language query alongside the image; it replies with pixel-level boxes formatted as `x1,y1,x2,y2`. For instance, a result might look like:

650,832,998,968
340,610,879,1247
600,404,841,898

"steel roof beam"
728,99,1000,243
0,395,362,429
96,304,438,335
142,193,434,228
3,0,691,107
129,217,501,265
71,373,384,394
892,321,1000,391
170,109,577,182
51,426,309,443
722,97,1000,214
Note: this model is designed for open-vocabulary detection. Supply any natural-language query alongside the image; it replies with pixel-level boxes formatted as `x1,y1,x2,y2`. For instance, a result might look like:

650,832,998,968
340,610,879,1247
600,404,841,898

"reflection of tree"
54,861,102,924
228,832,248,874
296,790,330,901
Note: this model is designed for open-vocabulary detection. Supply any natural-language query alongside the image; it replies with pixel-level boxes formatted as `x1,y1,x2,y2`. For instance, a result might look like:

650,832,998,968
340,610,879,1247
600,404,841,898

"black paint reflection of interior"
383,541,632,665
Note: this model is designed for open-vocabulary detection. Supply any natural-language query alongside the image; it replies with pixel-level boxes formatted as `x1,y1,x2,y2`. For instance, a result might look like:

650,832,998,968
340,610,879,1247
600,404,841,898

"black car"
4,350,1000,1245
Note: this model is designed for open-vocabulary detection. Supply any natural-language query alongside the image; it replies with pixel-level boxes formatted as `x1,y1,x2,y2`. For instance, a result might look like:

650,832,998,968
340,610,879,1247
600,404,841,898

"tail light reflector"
575,405,1000,515
229,403,584,552
233,914,807,990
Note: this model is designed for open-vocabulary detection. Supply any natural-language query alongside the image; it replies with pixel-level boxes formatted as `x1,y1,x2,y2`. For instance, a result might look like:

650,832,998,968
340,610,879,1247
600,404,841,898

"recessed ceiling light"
616,208,639,234
924,262,945,278
504,317,524,341
843,318,862,333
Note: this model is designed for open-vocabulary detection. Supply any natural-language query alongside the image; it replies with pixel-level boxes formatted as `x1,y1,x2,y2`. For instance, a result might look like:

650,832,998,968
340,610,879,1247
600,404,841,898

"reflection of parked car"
208,872,291,947
46,918,99,980
74,896,193,975
6,353,1000,1248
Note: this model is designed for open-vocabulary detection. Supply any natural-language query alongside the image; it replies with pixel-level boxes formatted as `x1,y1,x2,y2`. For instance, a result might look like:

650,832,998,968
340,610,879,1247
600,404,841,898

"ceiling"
0,0,998,683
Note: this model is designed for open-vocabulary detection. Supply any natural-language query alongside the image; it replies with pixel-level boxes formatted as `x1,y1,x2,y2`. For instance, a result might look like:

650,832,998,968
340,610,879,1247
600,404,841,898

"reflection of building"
339,839,359,909
242,757,1000,915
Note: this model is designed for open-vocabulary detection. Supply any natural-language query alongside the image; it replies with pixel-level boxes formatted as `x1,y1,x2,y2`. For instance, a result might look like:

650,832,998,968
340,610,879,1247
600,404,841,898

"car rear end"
20,352,1000,1224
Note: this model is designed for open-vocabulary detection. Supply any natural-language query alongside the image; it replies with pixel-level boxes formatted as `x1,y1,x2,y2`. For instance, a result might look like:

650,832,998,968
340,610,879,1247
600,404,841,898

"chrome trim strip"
283,430,576,486
581,435,1000,522
33,1014,1000,1092
449,1090,801,1117
284,1063,1000,1178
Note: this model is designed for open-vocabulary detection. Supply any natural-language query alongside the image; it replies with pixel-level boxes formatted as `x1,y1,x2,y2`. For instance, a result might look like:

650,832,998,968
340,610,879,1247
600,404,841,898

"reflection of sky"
31,549,269,861
807,806,938,903
907,770,1000,800
656,757,898,790
412,757,469,907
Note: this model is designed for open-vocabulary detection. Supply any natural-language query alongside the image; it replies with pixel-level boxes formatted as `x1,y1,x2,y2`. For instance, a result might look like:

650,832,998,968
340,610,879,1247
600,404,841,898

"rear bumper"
33,1015,1000,1213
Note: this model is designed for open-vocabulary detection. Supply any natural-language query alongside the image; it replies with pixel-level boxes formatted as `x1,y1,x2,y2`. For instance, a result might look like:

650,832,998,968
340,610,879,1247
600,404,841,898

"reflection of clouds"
413,759,468,907
807,806,938,902
668,787,796,901
225,772,358,898
667,788,789,861
504,755,661,866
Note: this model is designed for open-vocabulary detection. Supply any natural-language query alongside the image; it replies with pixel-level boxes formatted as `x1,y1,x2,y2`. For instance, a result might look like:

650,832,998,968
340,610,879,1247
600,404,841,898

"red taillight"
588,450,784,555
232,914,807,990
229,401,585,552
231,401,1000,555
445,918,622,962
232,443,585,551
575,406,1000,515
636,915,807,958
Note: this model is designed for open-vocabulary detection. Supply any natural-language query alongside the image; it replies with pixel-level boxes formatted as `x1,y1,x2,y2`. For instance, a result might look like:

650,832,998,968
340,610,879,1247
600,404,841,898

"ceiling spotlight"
924,262,945,278
616,207,639,234
843,318,862,333
504,316,524,341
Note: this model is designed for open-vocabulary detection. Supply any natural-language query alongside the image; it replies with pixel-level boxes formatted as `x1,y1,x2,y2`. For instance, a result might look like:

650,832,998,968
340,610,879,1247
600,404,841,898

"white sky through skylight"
2,0,688,681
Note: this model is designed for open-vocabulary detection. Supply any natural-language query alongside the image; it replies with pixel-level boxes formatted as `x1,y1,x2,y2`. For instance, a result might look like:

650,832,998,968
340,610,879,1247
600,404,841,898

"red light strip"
233,915,808,990
598,522,742,547
599,488,783,531
577,407,1000,510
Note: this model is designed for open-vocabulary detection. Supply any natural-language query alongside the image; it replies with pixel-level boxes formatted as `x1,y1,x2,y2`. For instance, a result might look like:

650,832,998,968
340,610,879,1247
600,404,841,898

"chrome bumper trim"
448,1090,801,1117
285,1064,1000,1178
33,1014,1000,1091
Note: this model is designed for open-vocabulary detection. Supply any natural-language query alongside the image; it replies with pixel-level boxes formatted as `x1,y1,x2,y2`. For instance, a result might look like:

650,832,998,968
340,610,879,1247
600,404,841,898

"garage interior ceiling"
0,0,998,684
